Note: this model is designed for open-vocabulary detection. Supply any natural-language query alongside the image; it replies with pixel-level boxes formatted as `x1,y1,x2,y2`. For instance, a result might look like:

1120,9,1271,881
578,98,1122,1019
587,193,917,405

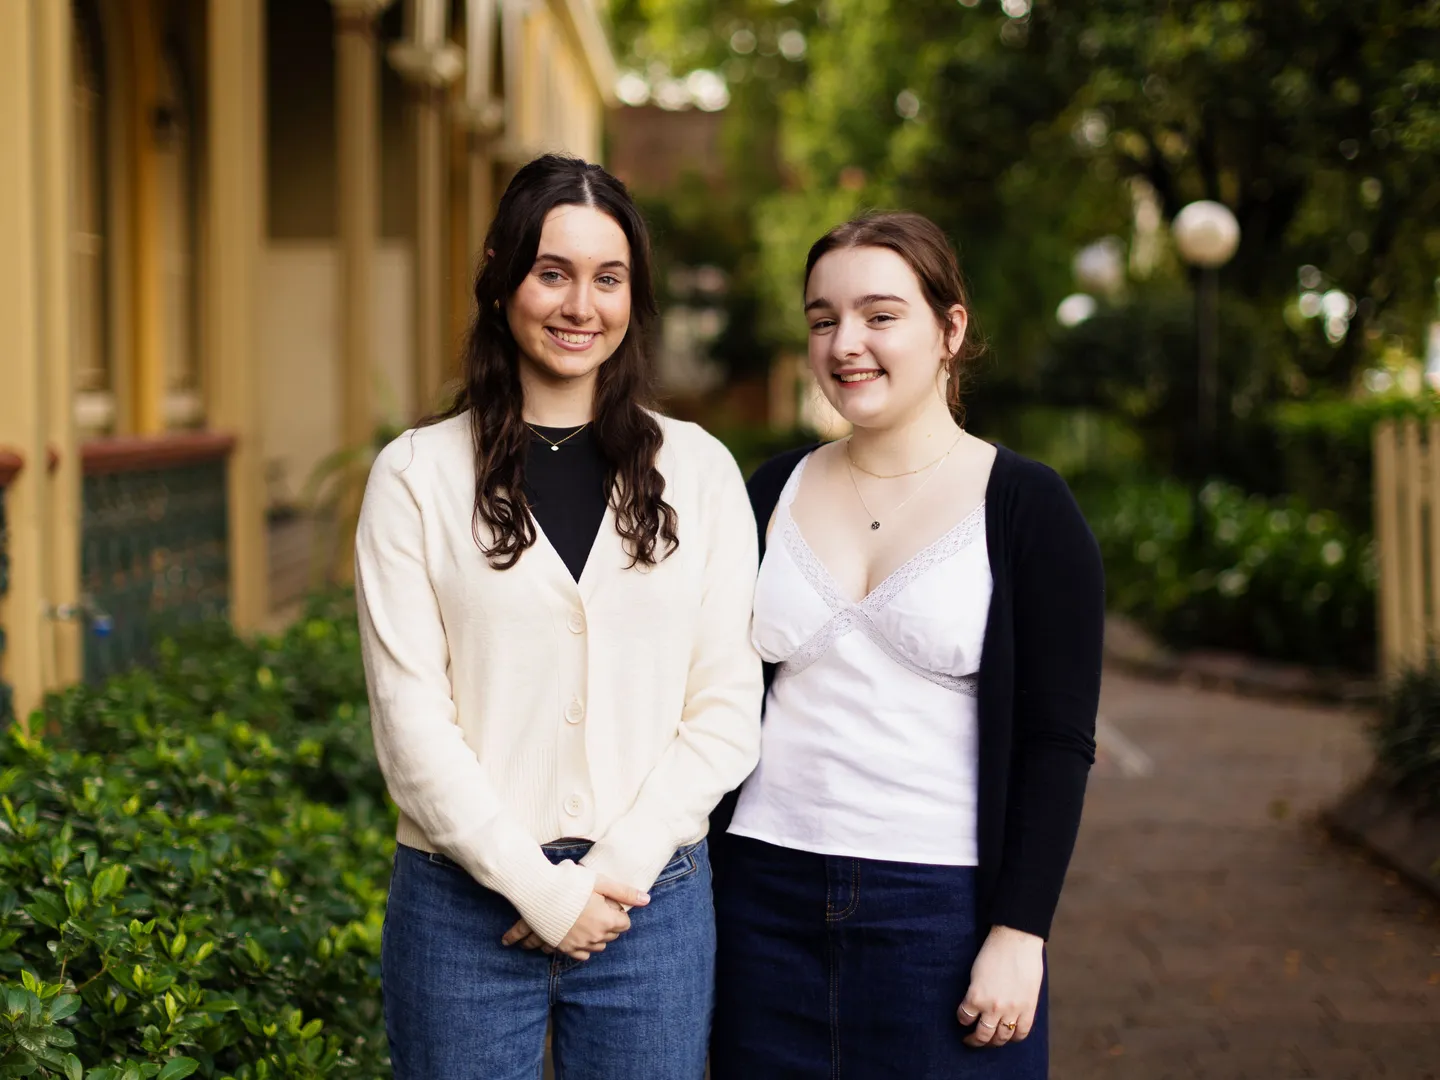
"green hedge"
0,595,393,1080
1078,479,1377,671
1373,661,1440,811
1271,390,1440,533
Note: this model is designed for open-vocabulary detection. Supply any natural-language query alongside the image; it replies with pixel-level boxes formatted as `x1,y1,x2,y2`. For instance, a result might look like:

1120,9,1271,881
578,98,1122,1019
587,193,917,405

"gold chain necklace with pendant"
844,432,964,531
526,422,590,452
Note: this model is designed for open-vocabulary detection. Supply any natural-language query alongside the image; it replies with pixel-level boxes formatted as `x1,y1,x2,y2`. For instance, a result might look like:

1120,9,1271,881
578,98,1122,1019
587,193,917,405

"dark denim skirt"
712,835,1048,1079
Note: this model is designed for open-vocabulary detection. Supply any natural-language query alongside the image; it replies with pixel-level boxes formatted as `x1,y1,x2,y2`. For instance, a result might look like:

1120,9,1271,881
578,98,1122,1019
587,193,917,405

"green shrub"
1271,390,1440,533
1373,660,1440,811
1079,479,1377,670
0,594,393,1079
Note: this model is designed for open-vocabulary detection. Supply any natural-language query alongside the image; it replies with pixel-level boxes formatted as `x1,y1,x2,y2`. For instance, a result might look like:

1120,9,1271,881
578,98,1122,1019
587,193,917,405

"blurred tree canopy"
609,0,1440,427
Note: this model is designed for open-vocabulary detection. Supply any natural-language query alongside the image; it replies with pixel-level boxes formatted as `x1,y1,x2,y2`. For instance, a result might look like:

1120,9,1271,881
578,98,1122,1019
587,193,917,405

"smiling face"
506,203,632,397
804,245,966,430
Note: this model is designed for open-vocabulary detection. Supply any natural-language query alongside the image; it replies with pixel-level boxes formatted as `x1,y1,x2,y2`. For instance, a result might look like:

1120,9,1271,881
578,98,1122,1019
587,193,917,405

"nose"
560,282,595,324
830,316,865,361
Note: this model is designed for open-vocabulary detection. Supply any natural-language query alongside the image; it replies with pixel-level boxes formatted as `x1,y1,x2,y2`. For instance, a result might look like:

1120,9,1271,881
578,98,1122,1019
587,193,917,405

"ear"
944,304,969,358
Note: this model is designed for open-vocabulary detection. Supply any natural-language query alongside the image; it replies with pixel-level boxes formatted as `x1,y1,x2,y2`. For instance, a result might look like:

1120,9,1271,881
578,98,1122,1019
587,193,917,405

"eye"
869,313,897,325
809,318,836,332
537,269,564,284
596,274,623,288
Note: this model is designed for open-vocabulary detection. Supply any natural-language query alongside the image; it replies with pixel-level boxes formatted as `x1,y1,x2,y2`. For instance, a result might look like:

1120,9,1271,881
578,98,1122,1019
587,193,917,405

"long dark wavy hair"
423,154,676,569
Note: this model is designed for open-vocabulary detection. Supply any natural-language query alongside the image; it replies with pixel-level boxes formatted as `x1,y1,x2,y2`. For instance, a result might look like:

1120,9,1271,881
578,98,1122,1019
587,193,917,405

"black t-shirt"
522,424,610,582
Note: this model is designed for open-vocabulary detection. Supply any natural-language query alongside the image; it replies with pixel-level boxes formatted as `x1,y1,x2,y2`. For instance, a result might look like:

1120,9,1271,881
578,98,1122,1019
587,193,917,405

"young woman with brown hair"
711,211,1104,1078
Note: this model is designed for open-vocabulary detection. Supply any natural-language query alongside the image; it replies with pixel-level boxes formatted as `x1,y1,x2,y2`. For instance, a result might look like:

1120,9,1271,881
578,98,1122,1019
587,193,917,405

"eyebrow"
535,253,630,273
803,292,910,313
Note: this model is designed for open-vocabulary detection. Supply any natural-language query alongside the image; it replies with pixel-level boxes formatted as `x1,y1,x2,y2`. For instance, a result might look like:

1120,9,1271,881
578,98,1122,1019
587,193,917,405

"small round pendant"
550,445,559,452
870,521,881,530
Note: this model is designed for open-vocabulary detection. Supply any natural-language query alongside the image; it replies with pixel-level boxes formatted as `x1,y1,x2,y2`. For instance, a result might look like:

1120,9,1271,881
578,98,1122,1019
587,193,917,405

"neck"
519,366,597,427
847,396,962,473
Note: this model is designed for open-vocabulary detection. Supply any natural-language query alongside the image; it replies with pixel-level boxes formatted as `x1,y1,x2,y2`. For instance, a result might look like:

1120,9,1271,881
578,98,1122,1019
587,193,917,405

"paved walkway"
1051,670,1440,1079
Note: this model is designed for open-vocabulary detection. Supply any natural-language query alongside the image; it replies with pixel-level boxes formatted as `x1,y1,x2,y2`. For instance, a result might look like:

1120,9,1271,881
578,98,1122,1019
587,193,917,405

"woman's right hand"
554,877,650,960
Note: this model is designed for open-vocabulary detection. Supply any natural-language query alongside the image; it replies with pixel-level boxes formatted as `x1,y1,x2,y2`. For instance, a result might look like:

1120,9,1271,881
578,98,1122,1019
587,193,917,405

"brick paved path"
1050,670,1440,1079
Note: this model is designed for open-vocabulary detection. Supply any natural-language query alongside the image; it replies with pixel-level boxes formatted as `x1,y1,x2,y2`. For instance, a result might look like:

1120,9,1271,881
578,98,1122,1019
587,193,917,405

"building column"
333,0,392,453
449,0,504,355
390,2,464,416
0,0,46,724
331,0,392,579
126,0,165,435
207,0,268,628
36,0,82,687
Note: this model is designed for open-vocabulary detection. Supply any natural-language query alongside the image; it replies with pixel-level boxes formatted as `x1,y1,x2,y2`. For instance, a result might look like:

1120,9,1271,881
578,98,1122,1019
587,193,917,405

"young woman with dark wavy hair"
355,154,763,1079
710,211,1103,1078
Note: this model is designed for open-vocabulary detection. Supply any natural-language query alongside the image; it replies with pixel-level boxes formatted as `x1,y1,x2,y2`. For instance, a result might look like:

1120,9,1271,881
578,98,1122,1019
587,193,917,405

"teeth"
552,330,596,345
837,371,882,383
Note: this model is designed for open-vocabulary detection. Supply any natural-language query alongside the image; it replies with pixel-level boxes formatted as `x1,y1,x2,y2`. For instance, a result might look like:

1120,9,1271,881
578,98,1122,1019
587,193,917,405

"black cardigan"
710,442,1105,940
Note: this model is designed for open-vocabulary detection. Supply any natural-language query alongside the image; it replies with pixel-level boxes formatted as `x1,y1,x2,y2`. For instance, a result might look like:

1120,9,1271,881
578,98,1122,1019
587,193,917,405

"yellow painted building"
0,0,616,722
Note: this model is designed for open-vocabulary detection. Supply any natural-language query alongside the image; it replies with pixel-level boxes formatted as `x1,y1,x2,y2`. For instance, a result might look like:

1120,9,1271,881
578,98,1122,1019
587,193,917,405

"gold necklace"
846,435,963,479
845,432,963,531
526,421,590,452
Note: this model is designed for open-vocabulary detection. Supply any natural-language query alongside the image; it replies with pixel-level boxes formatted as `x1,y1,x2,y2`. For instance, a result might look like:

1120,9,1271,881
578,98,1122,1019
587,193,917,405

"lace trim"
774,498,986,696
781,518,850,612
861,502,986,613
777,606,859,679
853,611,980,696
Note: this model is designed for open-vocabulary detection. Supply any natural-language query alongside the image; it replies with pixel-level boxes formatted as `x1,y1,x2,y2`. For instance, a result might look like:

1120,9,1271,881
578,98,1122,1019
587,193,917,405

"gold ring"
1002,1021,1017,1030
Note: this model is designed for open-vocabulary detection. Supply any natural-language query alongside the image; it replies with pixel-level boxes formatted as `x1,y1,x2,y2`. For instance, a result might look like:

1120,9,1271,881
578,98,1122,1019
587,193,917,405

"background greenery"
611,0,1440,671
0,596,391,1080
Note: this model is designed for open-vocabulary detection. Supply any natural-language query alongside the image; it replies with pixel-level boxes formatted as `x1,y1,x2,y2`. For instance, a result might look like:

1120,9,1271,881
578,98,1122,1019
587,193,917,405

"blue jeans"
382,838,715,1080
712,835,1048,1079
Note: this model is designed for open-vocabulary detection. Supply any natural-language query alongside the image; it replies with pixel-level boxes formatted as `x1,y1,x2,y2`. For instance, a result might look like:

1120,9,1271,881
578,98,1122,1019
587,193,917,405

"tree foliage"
611,0,1440,403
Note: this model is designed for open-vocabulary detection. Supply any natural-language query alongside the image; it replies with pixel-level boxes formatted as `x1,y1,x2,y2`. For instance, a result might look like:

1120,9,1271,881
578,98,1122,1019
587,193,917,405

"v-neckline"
780,450,990,609
529,499,616,598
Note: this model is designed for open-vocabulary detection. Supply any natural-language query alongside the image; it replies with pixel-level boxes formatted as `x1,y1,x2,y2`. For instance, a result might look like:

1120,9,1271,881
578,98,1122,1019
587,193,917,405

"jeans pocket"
652,842,702,889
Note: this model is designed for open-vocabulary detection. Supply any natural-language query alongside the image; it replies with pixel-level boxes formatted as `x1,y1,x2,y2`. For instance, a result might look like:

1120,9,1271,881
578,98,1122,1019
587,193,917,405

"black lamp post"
1172,200,1240,537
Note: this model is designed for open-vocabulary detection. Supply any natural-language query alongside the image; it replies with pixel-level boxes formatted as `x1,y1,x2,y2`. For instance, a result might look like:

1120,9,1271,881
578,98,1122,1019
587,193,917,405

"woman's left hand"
957,925,1045,1047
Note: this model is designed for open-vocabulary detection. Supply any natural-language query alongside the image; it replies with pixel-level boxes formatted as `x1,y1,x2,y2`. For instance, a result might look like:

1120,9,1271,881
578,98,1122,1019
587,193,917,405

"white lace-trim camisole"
728,451,993,865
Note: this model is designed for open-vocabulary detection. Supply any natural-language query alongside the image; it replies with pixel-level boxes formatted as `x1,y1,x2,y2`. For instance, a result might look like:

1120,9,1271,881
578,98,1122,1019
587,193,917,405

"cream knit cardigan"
355,412,763,946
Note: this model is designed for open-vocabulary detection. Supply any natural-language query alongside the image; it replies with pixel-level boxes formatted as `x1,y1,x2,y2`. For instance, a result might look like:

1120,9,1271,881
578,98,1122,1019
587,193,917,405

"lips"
546,327,599,350
835,369,884,384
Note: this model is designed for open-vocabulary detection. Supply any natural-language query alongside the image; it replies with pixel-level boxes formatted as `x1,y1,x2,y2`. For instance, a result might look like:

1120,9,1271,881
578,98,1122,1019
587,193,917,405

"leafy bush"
1271,389,1440,533
1372,660,1440,811
0,595,394,1079
1079,479,1377,670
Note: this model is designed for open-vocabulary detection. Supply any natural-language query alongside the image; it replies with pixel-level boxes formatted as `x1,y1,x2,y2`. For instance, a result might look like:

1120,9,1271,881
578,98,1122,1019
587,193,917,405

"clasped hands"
502,877,650,961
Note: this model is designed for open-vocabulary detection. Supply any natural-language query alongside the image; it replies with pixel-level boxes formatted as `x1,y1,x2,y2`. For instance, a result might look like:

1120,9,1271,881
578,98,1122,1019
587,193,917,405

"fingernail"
638,893,651,904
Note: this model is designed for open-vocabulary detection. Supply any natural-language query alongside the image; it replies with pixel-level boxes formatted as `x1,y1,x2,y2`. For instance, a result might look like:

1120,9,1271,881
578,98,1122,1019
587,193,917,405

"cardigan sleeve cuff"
577,815,680,898
456,821,597,947
988,873,1062,942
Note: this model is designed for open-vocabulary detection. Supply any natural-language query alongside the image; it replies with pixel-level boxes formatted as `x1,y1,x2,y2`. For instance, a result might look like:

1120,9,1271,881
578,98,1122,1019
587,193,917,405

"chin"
826,391,893,429
533,345,610,382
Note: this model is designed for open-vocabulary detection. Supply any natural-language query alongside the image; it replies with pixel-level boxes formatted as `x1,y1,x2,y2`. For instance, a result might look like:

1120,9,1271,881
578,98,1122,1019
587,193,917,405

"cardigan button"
566,610,586,634
564,698,584,724
563,794,584,817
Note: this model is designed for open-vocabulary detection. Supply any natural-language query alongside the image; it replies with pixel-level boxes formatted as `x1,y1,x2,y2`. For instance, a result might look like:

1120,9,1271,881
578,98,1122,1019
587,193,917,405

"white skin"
495,202,650,959
796,245,1044,1047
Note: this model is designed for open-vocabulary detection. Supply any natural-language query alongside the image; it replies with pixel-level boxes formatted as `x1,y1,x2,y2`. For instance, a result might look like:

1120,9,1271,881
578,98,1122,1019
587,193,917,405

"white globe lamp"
1172,200,1240,269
